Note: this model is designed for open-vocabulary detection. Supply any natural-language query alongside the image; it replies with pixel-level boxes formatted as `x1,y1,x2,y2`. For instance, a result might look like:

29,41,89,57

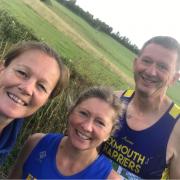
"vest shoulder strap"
169,103,180,119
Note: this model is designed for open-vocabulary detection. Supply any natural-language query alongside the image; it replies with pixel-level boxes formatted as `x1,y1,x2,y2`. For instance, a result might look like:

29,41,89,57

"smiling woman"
9,86,123,179
0,41,69,165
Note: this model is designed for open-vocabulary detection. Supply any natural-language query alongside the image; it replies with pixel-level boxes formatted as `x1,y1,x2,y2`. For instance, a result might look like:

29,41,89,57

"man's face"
133,43,179,97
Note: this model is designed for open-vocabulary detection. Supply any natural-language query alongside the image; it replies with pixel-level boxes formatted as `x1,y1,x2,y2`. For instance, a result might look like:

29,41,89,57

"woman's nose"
18,79,35,96
81,121,93,132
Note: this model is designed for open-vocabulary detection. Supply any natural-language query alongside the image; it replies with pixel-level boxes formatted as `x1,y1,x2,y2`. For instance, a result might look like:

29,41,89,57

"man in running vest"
103,36,180,179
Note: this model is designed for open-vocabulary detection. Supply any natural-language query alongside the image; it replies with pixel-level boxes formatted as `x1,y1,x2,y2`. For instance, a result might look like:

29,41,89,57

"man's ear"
170,71,180,86
133,57,138,70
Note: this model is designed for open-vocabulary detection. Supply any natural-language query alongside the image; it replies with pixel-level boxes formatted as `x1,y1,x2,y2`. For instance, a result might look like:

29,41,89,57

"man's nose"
146,64,157,76
18,79,35,96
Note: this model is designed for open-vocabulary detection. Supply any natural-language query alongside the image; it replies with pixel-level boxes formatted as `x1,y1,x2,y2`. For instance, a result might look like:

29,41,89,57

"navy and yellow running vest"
103,89,180,179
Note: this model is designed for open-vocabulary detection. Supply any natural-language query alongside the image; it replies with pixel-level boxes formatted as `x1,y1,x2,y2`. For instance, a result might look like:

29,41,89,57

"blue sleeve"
0,118,24,165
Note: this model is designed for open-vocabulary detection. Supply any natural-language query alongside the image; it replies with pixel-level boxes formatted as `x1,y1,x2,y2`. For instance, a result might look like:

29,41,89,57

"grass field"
1,0,179,104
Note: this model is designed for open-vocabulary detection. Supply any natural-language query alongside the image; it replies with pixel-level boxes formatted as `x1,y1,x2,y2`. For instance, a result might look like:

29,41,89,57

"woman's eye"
38,84,47,93
96,119,105,127
79,111,88,117
16,70,28,78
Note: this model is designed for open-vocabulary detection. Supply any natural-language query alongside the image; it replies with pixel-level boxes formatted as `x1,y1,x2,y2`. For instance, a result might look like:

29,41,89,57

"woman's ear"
103,134,110,142
0,61,5,73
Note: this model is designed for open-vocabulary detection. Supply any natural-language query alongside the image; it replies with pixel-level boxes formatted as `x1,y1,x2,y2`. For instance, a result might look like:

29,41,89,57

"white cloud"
76,0,180,49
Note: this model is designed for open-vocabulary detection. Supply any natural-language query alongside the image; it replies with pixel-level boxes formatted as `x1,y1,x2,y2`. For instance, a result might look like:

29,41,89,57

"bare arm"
8,133,45,179
107,169,123,180
168,119,180,178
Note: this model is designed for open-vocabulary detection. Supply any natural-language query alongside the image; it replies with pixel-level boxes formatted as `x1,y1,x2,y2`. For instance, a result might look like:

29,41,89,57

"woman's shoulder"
27,133,46,147
28,133,64,148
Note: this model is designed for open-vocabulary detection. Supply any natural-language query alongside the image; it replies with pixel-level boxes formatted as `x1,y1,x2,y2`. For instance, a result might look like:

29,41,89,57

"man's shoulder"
114,89,134,98
169,103,180,120
168,103,180,146
114,90,124,97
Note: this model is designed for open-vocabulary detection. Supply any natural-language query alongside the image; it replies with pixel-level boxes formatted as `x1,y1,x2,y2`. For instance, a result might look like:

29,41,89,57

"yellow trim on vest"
26,174,37,180
124,89,134,97
160,168,169,180
169,104,180,119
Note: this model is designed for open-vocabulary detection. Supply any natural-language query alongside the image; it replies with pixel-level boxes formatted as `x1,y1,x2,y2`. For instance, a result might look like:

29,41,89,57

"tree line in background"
55,0,139,54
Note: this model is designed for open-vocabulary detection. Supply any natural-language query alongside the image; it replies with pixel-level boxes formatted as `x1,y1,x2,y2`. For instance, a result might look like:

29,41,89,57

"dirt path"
22,0,134,86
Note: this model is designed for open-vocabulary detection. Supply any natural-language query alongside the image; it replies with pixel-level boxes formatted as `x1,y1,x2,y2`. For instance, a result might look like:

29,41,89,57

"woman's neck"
63,136,98,161
56,136,98,176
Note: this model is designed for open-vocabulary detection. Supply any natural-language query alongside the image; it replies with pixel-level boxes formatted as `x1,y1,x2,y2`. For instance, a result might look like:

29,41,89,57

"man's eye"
157,64,168,71
142,59,151,64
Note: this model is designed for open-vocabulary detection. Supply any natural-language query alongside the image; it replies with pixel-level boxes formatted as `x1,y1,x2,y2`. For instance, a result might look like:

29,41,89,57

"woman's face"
0,49,60,119
68,97,115,151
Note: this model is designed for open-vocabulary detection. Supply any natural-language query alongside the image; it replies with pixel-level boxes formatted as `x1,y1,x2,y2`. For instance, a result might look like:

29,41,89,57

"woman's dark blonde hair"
3,41,69,98
68,86,122,135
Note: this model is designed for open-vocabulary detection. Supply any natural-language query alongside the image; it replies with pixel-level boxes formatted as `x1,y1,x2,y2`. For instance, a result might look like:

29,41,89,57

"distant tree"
68,0,76,5
40,0,52,6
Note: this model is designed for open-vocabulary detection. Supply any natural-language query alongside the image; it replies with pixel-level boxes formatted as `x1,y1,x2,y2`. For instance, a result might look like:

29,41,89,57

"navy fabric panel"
103,90,178,179
0,118,24,165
